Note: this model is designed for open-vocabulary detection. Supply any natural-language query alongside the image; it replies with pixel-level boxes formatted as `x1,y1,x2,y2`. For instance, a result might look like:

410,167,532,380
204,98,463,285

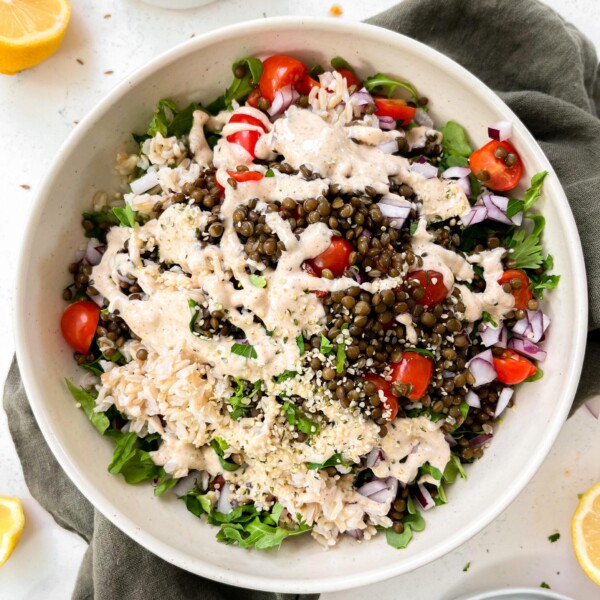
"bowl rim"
14,16,588,594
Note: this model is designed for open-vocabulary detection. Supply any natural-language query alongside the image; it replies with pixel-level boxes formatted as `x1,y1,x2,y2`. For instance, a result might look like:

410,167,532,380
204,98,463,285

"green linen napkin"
4,1,599,598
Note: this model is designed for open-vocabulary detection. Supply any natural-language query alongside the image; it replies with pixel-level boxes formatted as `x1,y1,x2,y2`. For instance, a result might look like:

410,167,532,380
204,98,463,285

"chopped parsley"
231,342,257,359
548,532,560,543
282,402,320,436
227,378,261,420
540,582,551,589
210,437,240,472
463,562,471,572
407,348,435,359
481,311,498,327
249,273,267,288
306,453,350,470
320,334,333,355
296,334,305,355
112,203,137,228
420,463,443,480
188,299,200,333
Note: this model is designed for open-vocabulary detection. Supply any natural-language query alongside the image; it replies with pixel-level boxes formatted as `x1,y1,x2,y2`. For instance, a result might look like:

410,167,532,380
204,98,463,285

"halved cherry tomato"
469,140,523,192
498,269,532,310
259,55,308,102
390,352,434,401
305,237,353,278
336,68,361,90
364,373,398,421
296,73,320,95
374,98,417,126
226,170,264,183
226,114,267,158
60,300,100,354
246,87,262,108
492,348,537,385
408,270,448,308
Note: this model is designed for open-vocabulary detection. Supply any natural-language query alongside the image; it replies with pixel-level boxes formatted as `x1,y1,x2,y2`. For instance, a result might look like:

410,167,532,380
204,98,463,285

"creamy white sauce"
456,248,515,323
371,417,450,484
410,219,474,289
188,110,213,167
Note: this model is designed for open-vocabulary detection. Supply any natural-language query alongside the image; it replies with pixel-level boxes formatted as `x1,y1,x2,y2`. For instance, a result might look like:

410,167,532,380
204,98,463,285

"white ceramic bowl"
15,17,587,593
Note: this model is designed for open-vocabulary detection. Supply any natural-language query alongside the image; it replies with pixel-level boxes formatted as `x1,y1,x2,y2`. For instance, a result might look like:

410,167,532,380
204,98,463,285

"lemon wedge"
0,497,25,567
572,481,600,587
0,0,71,75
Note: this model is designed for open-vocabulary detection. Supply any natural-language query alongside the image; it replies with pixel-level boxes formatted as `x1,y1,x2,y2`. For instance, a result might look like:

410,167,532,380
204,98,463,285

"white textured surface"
0,1,598,598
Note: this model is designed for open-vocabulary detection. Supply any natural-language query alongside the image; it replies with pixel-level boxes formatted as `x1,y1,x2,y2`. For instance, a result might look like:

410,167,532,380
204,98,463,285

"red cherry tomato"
493,348,537,385
246,87,262,108
390,352,434,401
469,140,523,192
296,73,320,95
305,237,353,278
336,68,361,90
408,270,448,308
60,300,100,354
259,55,308,102
226,114,267,158
364,373,398,421
226,170,264,183
374,98,417,126
498,270,533,310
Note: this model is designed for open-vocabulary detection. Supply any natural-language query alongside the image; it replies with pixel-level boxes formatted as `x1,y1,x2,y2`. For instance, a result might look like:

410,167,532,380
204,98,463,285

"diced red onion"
444,433,458,447
467,349,497,387
173,471,201,497
442,166,471,179
377,140,400,154
350,88,374,107
130,170,159,195
377,116,396,131
488,120,513,142
495,387,514,418
358,478,388,497
469,433,493,448
370,478,398,504
411,161,438,179
482,194,523,226
457,176,471,196
414,108,434,128
478,323,506,348
508,337,547,361
346,528,364,541
268,84,299,117
365,447,384,468
461,204,488,227
83,238,105,266
512,310,550,343
217,482,233,514
442,370,455,379
378,198,412,229
91,293,105,307
347,267,364,284
414,484,435,511
465,390,481,408
361,229,372,238
585,398,600,420
497,326,508,349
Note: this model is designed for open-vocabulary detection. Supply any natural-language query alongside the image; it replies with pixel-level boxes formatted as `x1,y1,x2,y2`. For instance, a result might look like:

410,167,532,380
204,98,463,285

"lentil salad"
61,54,559,550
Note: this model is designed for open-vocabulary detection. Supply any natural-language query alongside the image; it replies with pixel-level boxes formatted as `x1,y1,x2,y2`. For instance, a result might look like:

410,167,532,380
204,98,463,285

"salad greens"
206,56,263,115
182,488,311,550
363,72,419,103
